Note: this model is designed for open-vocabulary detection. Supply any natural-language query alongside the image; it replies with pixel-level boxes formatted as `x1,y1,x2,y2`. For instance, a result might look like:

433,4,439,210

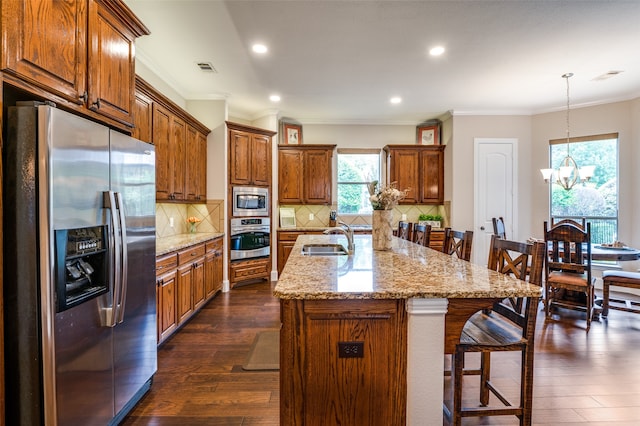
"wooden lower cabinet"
280,299,407,425
156,253,178,343
205,239,224,298
156,237,223,345
229,257,270,287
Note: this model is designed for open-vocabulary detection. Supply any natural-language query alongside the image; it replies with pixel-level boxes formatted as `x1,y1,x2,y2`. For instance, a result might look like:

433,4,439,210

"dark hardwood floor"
122,282,640,425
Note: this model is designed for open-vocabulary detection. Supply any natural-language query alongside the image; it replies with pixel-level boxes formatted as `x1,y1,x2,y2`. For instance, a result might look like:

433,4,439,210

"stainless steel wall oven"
230,217,270,261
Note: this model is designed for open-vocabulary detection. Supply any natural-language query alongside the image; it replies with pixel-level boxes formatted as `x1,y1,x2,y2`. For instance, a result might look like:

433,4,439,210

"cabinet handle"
91,99,101,110
79,91,88,104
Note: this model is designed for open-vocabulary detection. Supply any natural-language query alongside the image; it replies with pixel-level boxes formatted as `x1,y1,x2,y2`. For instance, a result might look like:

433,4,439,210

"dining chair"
442,228,474,261
544,220,595,331
601,270,640,317
492,217,506,239
411,223,431,247
445,235,545,426
550,217,586,231
397,221,413,241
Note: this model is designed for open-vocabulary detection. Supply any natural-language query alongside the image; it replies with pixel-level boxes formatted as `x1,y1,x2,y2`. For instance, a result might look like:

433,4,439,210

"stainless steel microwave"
232,186,269,217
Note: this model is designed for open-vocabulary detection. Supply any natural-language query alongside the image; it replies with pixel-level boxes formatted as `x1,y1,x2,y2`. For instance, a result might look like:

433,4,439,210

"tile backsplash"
277,203,449,228
156,200,224,237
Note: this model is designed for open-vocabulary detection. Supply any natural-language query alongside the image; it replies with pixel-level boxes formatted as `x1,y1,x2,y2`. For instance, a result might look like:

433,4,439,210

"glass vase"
189,222,197,234
372,209,394,250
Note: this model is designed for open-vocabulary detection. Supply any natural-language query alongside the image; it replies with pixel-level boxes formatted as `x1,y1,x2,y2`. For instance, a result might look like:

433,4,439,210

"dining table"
590,244,640,261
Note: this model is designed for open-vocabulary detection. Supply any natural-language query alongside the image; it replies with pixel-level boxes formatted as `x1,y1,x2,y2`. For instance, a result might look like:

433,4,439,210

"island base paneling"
280,298,407,425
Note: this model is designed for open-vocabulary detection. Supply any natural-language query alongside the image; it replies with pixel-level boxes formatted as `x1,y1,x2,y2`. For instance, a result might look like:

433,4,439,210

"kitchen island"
274,234,542,425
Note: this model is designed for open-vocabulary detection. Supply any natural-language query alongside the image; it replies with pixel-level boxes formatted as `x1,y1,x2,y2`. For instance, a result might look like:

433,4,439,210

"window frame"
548,133,619,245
336,149,382,216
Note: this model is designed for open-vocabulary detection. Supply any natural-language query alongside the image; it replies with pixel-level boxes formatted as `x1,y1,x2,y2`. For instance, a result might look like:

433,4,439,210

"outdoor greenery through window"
549,134,618,244
337,151,380,215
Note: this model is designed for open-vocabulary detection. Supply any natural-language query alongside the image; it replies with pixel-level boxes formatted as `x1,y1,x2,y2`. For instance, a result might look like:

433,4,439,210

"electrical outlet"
401,214,407,221
169,217,174,227
309,213,314,221
338,341,364,358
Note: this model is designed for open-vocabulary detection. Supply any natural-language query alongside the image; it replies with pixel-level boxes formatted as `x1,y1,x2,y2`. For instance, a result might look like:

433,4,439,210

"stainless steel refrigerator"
3,103,157,425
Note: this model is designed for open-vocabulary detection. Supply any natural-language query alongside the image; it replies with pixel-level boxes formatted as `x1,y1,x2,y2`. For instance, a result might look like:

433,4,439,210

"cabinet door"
87,0,136,125
177,264,194,324
1,0,87,103
157,269,177,343
389,149,420,204
171,115,187,200
192,260,206,311
277,237,298,276
229,129,252,185
251,133,271,186
197,132,208,200
133,91,153,143
185,125,199,201
278,149,304,204
304,149,332,204
153,104,172,200
420,148,444,204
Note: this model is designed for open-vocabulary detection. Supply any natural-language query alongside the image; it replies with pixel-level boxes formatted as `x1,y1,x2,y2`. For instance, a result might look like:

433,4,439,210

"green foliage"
550,139,617,217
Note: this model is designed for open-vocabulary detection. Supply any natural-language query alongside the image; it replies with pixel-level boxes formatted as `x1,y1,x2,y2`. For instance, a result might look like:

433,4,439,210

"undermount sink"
301,244,349,256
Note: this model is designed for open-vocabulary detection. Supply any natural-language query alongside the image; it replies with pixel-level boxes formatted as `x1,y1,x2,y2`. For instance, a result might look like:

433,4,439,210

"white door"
473,138,517,265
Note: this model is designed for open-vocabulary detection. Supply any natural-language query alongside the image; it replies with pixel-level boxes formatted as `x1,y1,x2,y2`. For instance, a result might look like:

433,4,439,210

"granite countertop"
156,232,224,256
274,234,542,300
278,225,372,232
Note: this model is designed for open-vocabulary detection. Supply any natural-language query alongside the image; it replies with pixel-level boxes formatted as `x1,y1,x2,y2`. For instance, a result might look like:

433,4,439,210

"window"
337,150,380,215
549,134,618,244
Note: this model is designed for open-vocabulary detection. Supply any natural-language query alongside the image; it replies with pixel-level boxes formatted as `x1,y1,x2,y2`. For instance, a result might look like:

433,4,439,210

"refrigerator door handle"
103,191,122,327
114,191,128,324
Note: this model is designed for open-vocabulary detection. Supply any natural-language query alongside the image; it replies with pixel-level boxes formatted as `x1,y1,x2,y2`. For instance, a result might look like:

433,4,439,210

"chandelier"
540,73,595,190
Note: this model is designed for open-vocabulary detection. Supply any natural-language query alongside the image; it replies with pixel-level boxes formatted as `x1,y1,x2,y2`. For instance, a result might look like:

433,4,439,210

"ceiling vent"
196,62,217,73
592,70,623,81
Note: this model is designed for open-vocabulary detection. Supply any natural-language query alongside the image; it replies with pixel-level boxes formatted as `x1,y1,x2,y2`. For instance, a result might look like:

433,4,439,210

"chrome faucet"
323,221,355,254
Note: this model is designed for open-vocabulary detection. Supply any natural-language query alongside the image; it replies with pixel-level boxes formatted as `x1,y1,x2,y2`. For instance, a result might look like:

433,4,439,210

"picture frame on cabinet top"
416,121,441,145
282,123,302,145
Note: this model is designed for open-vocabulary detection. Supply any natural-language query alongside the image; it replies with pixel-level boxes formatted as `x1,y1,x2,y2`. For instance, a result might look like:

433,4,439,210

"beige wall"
531,100,636,248
449,115,533,239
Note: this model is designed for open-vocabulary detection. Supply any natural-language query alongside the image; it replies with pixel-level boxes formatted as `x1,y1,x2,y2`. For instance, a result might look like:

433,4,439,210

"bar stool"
601,271,640,317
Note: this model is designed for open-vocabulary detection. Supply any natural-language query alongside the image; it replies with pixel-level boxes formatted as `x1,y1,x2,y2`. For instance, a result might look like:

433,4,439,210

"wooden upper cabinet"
227,122,276,187
1,0,88,103
278,149,304,203
420,148,445,204
170,115,187,201
153,104,172,200
185,124,207,201
278,145,336,205
132,90,153,143
304,149,333,204
384,145,445,205
251,133,272,186
1,0,149,127
140,77,210,202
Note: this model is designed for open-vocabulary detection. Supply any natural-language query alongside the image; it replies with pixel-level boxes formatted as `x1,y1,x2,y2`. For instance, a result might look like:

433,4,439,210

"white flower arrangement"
367,181,410,210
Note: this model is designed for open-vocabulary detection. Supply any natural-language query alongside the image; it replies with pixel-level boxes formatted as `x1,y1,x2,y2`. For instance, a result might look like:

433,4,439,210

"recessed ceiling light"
390,97,402,104
252,44,268,54
429,46,445,56
269,94,281,102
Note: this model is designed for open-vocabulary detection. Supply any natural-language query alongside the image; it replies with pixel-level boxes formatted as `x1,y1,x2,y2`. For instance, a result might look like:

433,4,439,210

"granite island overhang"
274,234,542,425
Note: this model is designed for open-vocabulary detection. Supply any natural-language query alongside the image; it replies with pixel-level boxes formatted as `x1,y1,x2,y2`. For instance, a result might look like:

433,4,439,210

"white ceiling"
125,0,640,124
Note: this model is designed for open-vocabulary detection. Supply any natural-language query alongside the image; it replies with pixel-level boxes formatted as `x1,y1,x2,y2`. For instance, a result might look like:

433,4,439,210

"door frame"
473,138,518,265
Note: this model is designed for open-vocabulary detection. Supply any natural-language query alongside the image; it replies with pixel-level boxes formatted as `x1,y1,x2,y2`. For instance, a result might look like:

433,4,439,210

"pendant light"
540,73,595,190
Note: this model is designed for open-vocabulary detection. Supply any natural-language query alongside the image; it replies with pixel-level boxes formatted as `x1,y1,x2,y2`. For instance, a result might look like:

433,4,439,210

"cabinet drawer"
278,232,303,242
230,258,270,281
206,238,223,253
178,243,205,265
156,253,177,273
